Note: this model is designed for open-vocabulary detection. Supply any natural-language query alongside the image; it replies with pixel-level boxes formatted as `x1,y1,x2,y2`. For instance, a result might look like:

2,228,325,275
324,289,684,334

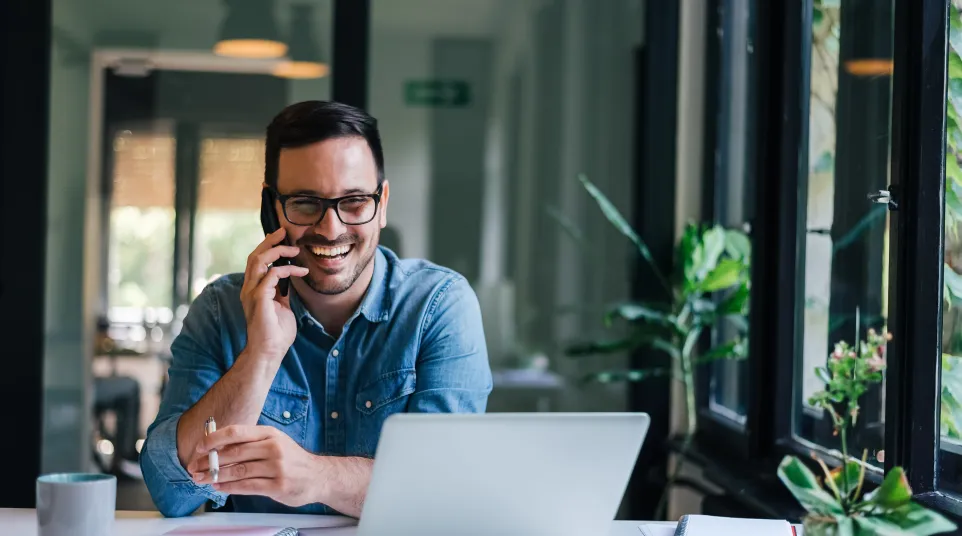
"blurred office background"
37,0,646,512
10,0,945,527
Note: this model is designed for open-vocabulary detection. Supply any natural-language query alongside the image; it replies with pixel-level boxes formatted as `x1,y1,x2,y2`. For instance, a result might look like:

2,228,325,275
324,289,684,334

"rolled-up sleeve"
408,276,493,413
141,287,229,517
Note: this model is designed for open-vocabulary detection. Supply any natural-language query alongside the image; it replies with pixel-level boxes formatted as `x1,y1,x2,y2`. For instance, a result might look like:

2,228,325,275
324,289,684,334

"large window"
191,136,267,299
107,126,176,320
702,0,757,426
107,129,267,319
794,0,893,468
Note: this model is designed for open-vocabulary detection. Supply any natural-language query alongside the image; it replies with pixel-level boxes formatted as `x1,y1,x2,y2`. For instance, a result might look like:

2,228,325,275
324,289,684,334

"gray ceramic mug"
36,473,116,536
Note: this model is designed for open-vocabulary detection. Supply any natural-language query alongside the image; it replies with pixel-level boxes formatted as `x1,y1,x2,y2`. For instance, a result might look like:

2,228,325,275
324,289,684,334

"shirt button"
332,349,339,357
282,410,291,419
365,401,372,409
331,411,339,419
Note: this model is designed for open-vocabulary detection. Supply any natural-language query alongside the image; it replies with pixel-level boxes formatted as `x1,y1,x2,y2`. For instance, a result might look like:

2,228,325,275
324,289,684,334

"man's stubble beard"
301,231,379,296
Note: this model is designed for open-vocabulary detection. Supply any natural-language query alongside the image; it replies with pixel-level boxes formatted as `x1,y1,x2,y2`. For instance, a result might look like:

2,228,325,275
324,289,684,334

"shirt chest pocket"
259,388,309,444
353,369,416,453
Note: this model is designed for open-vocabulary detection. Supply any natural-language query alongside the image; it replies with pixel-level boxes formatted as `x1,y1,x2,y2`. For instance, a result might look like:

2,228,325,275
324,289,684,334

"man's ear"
378,180,390,229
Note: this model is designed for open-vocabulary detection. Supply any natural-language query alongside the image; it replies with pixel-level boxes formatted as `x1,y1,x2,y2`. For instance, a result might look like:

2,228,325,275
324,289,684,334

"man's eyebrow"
339,188,370,195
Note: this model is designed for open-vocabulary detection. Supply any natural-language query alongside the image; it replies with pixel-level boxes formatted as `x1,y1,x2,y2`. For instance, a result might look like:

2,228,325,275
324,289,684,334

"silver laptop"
357,412,650,536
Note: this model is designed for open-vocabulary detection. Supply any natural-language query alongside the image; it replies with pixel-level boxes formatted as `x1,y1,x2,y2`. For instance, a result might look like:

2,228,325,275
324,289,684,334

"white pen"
205,417,219,483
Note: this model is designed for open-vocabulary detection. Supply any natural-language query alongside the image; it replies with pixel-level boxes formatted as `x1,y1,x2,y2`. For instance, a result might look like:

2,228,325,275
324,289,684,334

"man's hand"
188,425,323,507
241,228,308,364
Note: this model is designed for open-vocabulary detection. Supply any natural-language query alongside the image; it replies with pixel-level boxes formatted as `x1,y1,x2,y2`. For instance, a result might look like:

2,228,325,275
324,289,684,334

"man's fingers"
244,228,287,282
212,478,275,496
249,246,301,280
192,459,277,485
187,440,276,474
256,265,310,298
196,425,278,454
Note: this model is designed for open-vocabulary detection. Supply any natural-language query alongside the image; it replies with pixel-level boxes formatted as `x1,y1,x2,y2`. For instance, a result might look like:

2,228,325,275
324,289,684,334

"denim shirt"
141,247,492,517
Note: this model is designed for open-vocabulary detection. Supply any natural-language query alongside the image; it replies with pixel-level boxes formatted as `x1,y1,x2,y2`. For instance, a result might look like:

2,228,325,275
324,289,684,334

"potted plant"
777,329,957,535
566,175,751,518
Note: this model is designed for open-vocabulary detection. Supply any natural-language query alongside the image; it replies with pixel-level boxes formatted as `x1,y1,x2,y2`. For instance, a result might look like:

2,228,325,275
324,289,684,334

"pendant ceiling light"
214,0,288,59
273,5,329,79
844,59,893,77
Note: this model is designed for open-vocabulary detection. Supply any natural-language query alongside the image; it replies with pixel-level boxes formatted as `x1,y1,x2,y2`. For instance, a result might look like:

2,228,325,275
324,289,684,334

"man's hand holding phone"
240,228,308,366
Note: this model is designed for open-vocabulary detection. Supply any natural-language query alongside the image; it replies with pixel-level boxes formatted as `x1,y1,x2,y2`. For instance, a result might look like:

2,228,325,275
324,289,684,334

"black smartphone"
259,188,291,297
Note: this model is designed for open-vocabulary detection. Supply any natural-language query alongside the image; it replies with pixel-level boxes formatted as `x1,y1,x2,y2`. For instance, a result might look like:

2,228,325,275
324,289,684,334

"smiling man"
140,101,492,518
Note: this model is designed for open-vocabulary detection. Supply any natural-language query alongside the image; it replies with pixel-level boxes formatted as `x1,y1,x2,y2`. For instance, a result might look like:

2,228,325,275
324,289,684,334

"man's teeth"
310,245,351,257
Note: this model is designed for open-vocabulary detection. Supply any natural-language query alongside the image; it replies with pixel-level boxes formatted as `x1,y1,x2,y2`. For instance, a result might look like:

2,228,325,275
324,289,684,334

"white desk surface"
2,509,661,535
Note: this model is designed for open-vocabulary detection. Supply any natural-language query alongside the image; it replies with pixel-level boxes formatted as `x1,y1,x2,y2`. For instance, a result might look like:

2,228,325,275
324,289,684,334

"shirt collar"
289,246,391,327
357,246,391,322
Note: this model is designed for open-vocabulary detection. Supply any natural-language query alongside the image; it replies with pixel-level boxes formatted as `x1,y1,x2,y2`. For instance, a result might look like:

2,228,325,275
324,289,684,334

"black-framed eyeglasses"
271,185,383,226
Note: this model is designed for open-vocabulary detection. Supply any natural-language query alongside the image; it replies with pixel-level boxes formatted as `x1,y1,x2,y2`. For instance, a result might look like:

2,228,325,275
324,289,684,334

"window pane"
939,2,962,493
707,0,756,423
794,0,893,467
192,136,267,298
107,128,176,317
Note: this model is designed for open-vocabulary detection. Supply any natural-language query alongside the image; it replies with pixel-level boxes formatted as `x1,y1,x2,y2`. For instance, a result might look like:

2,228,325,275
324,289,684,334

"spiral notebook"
639,515,798,536
163,527,298,535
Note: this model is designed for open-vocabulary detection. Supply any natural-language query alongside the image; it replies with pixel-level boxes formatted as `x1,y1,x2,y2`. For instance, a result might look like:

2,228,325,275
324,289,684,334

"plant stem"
655,334,699,520
839,421,850,510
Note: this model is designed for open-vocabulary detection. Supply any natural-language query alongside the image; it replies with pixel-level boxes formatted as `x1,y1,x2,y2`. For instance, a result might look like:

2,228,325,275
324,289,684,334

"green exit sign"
404,80,471,107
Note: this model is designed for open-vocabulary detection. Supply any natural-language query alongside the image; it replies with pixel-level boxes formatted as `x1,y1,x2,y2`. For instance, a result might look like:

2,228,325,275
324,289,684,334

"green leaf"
691,342,746,365
949,80,962,129
940,354,962,438
831,460,862,498
951,52,962,80
951,19,962,58
717,283,750,316
865,467,912,509
776,456,845,515
946,183,962,222
944,264,962,305
699,225,726,277
678,223,702,288
585,368,673,384
812,8,824,26
579,174,671,292
700,258,745,292
724,229,752,261
941,395,962,438
856,502,958,535
604,303,675,328
947,154,962,188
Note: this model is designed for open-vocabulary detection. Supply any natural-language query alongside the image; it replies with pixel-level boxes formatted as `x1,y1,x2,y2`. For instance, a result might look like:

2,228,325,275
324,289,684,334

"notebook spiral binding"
675,515,691,536
275,529,298,536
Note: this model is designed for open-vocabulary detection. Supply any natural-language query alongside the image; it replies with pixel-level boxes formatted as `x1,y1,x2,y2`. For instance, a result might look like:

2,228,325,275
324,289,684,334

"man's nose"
313,205,346,239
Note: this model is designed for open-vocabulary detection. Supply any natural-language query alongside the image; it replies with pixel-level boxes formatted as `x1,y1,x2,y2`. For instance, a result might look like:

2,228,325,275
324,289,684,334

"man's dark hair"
264,100,385,188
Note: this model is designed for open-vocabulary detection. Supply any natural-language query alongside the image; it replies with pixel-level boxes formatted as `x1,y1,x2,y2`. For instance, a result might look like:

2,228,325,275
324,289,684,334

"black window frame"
693,0,962,524
695,0,761,461
884,0,957,512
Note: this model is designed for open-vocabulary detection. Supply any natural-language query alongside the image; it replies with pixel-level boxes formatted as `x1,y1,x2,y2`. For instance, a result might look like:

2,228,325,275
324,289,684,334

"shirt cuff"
144,415,228,507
